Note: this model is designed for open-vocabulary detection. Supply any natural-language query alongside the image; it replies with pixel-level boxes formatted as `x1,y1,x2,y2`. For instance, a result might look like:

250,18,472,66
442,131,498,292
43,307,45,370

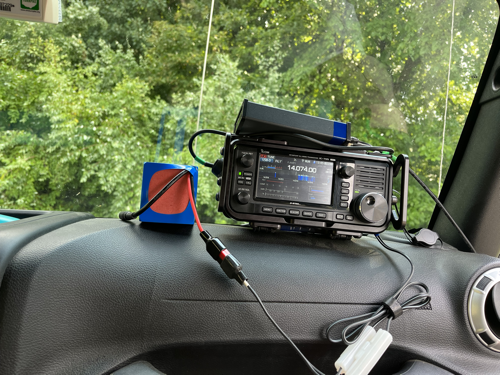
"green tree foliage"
0,0,497,229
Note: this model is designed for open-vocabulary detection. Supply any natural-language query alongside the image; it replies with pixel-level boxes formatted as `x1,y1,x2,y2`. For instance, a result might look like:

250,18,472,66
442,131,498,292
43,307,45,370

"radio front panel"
219,138,394,236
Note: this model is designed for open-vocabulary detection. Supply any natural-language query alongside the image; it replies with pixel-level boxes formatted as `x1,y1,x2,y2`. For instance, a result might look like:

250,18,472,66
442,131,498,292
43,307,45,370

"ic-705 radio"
217,136,408,238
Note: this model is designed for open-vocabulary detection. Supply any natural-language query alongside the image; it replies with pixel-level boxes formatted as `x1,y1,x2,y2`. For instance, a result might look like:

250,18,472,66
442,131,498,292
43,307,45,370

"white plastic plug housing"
335,326,393,375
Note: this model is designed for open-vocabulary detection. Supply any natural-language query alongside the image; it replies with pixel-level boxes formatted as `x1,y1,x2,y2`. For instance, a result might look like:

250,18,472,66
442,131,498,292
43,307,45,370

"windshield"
0,0,498,228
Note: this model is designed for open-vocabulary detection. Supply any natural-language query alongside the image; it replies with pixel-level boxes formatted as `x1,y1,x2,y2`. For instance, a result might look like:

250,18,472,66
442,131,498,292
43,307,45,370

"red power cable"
187,177,204,232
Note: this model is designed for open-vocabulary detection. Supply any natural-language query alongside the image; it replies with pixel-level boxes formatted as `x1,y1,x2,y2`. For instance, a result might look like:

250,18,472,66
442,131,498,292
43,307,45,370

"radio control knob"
217,177,222,186
339,166,355,179
353,193,388,223
215,193,220,201
237,191,250,205
240,154,254,168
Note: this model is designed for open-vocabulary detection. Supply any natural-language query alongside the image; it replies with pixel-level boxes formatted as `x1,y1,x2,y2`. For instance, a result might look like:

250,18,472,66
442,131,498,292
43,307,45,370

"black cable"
386,317,392,332
393,162,473,252
408,168,476,253
403,228,414,244
326,235,431,345
245,237,429,374
392,195,413,244
246,283,326,375
437,238,444,249
375,235,414,295
359,137,473,251
188,129,394,171
119,169,190,220
188,129,228,168
245,132,394,154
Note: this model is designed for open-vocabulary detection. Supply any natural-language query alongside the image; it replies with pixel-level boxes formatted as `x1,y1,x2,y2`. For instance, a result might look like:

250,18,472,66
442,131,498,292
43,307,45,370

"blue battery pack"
139,163,198,224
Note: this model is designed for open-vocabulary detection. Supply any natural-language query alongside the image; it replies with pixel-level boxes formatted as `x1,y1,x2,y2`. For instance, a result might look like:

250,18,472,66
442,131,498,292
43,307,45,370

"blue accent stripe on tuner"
329,121,347,145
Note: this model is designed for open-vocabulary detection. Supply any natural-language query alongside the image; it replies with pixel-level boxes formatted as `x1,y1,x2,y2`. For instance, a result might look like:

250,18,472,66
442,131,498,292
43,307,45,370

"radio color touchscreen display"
255,153,334,205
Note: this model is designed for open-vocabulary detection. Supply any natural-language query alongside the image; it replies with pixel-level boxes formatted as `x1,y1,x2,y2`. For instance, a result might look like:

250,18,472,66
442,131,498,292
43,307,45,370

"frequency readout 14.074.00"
287,165,317,173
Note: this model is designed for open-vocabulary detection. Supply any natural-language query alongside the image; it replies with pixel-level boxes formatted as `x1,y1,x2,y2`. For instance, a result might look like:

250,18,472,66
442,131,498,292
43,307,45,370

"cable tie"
383,297,403,319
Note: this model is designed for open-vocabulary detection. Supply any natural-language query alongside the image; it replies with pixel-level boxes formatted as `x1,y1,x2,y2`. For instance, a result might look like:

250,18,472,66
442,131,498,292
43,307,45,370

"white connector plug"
335,326,393,375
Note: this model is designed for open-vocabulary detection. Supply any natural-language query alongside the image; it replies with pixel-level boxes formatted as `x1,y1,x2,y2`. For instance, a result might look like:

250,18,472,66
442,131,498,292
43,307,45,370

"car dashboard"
0,212,499,374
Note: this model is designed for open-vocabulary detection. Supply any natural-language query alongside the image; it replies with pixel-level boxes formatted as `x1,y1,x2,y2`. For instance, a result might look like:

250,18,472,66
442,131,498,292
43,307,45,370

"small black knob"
217,177,222,186
240,154,254,168
339,166,355,178
237,191,250,204
220,147,225,156
215,193,220,201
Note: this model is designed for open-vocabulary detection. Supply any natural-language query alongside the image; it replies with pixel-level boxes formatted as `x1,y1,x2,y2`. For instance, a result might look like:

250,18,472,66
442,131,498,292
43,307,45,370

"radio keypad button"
262,207,273,213
237,180,244,185
341,182,350,188
275,208,287,214
245,177,252,181
346,215,354,221
340,202,348,208
289,209,300,216
340,195,349,201
316,212,327,219
336,214,344,220
243,172,253,177
245,181,252,185
302,211,313,217
341,189,349,194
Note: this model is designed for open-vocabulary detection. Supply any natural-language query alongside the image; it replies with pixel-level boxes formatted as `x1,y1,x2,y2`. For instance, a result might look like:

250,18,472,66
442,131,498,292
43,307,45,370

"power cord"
246,283,327,375
186,182,331,374
127,170,429,374
187,130,395,170
188,129,228,168
392,190,414,245
408,168,476,253
326,235,431,345
403,228,414,244
118,169,192,221
243,132,394,154
186,182,430,375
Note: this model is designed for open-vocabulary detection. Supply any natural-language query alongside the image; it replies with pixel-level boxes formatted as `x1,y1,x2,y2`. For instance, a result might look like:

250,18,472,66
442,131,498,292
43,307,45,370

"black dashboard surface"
0,217,499,374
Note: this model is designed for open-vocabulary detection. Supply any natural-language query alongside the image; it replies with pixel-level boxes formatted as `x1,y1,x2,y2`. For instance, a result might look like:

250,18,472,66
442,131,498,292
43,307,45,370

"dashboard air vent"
468,268,500,352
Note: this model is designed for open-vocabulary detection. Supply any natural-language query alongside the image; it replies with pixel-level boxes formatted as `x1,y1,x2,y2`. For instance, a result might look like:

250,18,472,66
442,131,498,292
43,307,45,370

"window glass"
0,0,497,228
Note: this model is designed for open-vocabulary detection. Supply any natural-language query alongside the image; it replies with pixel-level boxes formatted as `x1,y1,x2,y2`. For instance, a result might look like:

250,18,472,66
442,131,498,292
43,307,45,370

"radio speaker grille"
355,165,386,191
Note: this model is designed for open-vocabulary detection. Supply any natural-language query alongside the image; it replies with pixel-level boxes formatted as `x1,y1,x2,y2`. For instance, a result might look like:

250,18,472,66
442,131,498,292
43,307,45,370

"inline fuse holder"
335,326,393,375
200,230,248,285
